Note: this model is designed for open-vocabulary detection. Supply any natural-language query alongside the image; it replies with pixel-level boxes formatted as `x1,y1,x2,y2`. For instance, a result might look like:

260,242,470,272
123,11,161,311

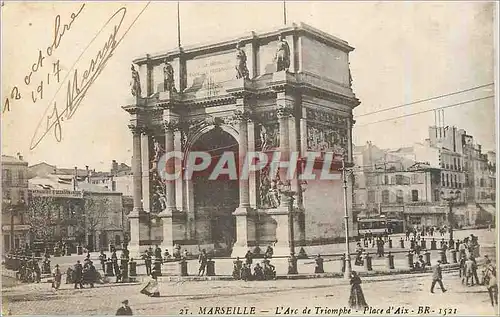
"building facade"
353,125,496,230
1,154,29,253
27,166,128,251
123,23,360,256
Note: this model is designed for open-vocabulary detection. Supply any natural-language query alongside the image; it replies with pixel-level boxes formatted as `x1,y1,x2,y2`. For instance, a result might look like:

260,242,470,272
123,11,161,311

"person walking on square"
52,264,62,290
482,258,498,307
430,260,447,293
143,252,152,276
198,249,208,276
99,250,107,272
74,260,84,289
465,256,477,286
348,271,368,310
116,300,133,315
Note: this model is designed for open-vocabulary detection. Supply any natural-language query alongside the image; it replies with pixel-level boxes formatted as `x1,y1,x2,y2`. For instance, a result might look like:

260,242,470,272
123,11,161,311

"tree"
26,196,57,242
82,195,111,249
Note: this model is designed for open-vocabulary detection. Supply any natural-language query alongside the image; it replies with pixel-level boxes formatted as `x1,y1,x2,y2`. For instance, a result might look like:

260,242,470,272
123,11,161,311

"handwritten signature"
29,6,129,150
3,3,151,150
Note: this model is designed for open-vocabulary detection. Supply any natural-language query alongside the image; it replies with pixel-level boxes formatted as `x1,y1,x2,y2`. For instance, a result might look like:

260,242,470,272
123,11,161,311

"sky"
1,1,497,171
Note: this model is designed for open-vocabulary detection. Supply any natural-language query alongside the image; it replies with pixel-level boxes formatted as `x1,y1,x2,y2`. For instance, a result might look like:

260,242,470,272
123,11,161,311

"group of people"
65,258,99,289
232,255,276,281
15,256,42,283
405,226,449,240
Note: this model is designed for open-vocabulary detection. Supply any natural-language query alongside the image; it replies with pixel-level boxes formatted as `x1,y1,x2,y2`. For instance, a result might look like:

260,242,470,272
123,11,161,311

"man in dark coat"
74,260,84,289
198,249,208,276
430,260,447,293
116,300,133,315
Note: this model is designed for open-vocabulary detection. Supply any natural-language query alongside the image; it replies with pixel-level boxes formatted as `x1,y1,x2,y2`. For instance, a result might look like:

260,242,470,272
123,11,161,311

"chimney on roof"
111,160,118,176
17,152,23,161
73,166,78,191
86,165,91,183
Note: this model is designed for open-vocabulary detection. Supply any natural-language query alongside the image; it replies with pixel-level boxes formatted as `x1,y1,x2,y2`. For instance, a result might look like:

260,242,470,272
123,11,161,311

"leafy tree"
26,196,58,241
82,195,111,246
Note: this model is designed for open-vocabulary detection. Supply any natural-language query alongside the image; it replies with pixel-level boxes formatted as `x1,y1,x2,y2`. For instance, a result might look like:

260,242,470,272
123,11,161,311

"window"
446,174,449,187
411,190,419,201
395,175,404,185
3,189,11,200
396,190,404,204
382,190,390,204
434,190,440,202
17,170,24,185
441,173,445,187
454,175,457,188
3,169,12,186
453,158,457,170
384,175,389,185
367,190,376,203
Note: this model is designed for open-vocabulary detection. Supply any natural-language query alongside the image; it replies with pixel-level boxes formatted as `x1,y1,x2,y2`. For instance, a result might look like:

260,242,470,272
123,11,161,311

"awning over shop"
478,204,496,216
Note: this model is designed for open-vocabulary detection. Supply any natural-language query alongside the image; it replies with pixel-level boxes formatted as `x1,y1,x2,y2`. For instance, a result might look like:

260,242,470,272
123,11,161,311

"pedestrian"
430,260,447,293
245,250,253,265
74,260,84,289
116,300,133,315
465,256,477,286
52,264,62,290
198,249,208,276
111,250,119,275
140,270,160,297
348,271,368,310
99,250,107,272
482,258,498,307
143,252,152,276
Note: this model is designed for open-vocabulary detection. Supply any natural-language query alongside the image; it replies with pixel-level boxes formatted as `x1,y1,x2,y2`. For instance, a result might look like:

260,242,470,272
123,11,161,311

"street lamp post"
340,156,353,279
441,190,461,248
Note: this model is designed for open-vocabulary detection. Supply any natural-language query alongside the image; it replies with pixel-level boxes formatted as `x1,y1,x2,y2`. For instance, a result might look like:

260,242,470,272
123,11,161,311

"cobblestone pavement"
2,270,498,316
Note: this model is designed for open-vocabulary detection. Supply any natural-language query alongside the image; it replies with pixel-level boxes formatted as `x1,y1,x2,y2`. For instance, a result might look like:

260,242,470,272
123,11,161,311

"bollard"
122,262,129,281
364,253,373,271
450,249,457,264
431,239,437,250
388,239,393,249
288,254,298,275
421,239,426,250
439,250,448,264
340,254,346,273
399,238,404,248
386,252,395,269
129,259,137,277
179,259,188,276
154,260,162,276
206,259,216,276
77,246,83,255
406,251,414,269
105,259,115,276
425,251,431,266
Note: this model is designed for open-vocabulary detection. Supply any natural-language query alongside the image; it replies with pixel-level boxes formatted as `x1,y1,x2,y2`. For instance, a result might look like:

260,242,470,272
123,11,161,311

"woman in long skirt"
348,271,368,310
140,270,160,297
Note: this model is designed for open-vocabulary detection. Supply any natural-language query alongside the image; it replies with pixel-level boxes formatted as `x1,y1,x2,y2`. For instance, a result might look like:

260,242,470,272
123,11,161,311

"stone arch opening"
190,126,239,249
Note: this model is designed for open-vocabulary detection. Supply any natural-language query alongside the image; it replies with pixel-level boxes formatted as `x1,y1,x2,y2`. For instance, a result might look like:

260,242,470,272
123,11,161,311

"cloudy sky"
1,1,497,170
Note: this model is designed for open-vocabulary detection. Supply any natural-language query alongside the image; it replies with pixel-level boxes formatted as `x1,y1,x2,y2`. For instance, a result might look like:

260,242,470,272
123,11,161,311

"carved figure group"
163,60,177,93
150,137,164,173
259,167,280,209
235,42,249,80
130,65,141,97
275,35,290,72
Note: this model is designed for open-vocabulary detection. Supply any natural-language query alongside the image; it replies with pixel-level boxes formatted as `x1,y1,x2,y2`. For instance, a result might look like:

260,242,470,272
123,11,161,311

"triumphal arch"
123,23,360,257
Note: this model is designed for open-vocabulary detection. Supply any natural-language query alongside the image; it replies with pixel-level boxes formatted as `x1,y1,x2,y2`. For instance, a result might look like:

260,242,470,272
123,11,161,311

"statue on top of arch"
274,34,290,72
163,59,177,93
235,41,249,80
130,64,141,97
